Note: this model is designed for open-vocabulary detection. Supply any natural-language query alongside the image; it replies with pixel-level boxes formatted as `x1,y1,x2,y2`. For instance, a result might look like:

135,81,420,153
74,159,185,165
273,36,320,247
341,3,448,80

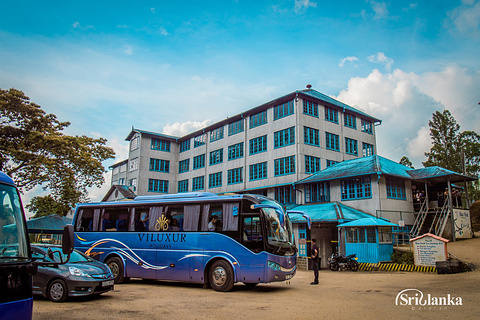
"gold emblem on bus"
155,215,169,231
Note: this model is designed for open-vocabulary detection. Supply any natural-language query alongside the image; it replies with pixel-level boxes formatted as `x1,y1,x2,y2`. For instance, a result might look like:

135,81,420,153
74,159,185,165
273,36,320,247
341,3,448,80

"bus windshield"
0,183,30,261
260,199,295,254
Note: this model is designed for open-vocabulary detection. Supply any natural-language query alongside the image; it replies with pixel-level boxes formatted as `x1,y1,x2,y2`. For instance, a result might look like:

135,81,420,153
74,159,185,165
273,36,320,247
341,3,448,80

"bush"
391,251,414,265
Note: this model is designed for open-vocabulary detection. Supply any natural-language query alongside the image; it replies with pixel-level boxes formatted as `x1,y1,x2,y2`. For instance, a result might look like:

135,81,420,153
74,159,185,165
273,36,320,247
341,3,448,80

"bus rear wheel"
209,260,234,292
106,257,129,284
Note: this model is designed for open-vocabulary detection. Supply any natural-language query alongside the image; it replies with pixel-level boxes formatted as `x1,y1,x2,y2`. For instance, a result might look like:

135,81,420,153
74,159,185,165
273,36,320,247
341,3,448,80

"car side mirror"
62,224,74,255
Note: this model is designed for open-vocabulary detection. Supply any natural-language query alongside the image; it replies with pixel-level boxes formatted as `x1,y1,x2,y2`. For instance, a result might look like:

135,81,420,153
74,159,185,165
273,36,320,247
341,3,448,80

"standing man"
310,238,319,285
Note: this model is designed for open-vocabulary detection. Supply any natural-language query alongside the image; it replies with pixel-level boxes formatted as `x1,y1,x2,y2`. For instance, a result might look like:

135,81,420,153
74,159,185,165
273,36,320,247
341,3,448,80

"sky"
0,0,479,215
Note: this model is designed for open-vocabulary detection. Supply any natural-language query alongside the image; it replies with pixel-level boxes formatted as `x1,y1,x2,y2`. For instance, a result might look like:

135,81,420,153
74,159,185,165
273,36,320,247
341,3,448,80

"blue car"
31,244,114,302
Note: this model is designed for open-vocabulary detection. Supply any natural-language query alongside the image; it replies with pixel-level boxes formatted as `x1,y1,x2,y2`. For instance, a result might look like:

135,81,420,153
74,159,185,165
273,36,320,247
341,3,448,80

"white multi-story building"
109,87,381,204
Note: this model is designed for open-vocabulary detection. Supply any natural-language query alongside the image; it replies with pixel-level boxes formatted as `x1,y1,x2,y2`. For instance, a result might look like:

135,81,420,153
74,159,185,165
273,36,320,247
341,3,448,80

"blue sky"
1,0,479,210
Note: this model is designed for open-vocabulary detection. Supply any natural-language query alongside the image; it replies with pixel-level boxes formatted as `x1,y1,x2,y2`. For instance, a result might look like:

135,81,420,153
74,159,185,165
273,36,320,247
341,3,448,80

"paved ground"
33,233,480,320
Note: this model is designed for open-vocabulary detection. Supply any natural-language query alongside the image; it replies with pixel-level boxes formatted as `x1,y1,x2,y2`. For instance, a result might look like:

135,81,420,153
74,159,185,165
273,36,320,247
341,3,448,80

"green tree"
423,109,480,201
0,88,115,216
399,156,414,169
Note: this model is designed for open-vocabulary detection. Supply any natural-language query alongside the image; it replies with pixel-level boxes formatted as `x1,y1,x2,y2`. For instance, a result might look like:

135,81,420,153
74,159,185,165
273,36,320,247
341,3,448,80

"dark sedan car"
31,244,114,302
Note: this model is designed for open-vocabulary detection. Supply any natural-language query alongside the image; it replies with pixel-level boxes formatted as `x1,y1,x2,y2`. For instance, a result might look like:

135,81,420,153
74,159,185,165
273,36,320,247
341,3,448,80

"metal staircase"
431,196,450,237
410,199,428,237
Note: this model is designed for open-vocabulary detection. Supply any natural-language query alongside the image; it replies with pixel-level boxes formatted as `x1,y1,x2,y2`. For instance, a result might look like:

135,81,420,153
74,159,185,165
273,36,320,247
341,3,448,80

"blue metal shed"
337,218,399,263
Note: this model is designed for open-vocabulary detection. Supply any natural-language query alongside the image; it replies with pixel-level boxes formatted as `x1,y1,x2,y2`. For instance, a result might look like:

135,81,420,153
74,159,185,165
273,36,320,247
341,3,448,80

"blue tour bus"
73,192,299,291
0,172,34,320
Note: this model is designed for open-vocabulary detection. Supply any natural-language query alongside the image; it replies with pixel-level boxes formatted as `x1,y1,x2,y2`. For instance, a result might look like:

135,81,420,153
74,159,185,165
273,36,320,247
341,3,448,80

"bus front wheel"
107,257,129,284
209,260,234,292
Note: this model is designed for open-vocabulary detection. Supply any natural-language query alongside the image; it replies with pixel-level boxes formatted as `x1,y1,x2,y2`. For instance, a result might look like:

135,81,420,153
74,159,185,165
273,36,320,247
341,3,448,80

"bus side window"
76,209,93,232
183,205,200,231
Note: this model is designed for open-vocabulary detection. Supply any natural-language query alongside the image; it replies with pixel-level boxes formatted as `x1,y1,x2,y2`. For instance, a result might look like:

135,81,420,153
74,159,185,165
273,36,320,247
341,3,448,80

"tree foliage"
0,88,115,215
423,109,480,202
423,110,480,177
399,156,414,169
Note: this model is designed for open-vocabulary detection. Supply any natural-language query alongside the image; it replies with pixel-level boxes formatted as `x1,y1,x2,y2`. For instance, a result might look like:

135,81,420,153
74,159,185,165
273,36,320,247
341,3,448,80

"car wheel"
47,279,68,302
106,256,129,284
209,260,234,292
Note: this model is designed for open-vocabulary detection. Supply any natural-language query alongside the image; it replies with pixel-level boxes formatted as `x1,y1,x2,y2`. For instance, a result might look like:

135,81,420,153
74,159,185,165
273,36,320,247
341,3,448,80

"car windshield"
0,183,29,262
260,199,295,252
39,247,93,263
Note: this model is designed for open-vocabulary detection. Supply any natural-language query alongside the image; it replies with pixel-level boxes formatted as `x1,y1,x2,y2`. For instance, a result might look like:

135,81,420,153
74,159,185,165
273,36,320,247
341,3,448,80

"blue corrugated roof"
288,202,374,224
300,89,382,123
297,155,412,184
408,166,476,182
26,214,72,231
337,217,398,227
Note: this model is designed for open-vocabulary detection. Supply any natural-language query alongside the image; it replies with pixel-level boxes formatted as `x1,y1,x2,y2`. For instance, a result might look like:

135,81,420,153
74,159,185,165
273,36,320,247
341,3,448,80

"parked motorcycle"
328,253,359,271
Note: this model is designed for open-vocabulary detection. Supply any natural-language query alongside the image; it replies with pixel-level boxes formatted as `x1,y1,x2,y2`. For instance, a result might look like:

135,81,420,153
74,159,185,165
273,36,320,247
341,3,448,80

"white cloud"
336,65,480,167
367,52,394,71
367,0,389,20
72,21,80,29
339,56,359,68
446,0,480,38
294,0,317,14
162,120,212,137
151,7,156,14
123,45,133,55
159,26,169,36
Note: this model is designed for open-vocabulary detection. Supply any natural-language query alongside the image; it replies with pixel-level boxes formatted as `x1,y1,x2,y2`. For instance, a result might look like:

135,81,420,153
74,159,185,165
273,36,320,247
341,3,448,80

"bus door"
240,214,265,283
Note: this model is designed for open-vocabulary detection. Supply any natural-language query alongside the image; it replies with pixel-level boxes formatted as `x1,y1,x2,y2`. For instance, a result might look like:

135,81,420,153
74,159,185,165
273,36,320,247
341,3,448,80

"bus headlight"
69,267,91,278
267,261,281,271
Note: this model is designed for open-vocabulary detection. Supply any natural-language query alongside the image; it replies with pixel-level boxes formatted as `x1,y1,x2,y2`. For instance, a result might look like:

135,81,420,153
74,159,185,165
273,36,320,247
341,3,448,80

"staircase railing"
433,196,450,237
410,198,428,237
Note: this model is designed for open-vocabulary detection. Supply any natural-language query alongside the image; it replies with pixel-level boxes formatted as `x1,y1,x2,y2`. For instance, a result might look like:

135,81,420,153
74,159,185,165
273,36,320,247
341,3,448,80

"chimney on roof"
306,84,312,89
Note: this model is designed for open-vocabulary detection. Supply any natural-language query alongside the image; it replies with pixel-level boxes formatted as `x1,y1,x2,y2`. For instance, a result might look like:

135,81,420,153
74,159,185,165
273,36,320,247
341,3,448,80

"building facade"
109,87,381,204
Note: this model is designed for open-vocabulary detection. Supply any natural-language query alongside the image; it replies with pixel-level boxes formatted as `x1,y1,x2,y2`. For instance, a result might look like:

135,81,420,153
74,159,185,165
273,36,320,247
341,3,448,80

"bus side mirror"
62,224,74,255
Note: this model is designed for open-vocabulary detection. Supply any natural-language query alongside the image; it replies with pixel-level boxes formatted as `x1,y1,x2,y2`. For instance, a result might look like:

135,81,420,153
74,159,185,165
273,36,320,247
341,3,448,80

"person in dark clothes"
310,238,319,285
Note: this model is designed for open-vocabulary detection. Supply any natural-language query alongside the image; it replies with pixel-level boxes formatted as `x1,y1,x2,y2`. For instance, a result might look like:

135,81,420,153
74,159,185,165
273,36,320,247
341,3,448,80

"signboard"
412,235,448,266
453,209,472,239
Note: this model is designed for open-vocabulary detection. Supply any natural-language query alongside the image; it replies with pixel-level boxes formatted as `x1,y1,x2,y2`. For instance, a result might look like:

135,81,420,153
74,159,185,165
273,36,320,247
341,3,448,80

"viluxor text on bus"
73,192,308,292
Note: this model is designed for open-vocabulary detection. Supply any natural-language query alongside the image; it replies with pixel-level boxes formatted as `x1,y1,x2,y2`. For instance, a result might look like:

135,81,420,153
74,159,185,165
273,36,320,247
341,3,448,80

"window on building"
304,127,319,146
341,177,372,200
325,106,338,123
274,100,294,120
386,177,406,200
119,178,125,185
112,167,119,175
275,185,295,205
228,119,244,136
178,179,189,193
148,179,168,193
362,119,373,134
378,227,392,243
326,159,339,167
130,135,140,151
367,227,376,243
326,132,340,151
128,178,137,191
193,154,205,169
192,176,205,191
179,139,191,152
274,127,295,148
249,162,267,181
227,167,243,185
194,134,206,147
210,126,224,142
151,138,171,152
228,142,244,161
305,155,321,174
346,228,359,243
345,137,358,156
274,155,295,176
119,164,126,173
179,159,190,173
249,135,267,154
209,149,223,165
344,113,357,129
208,172,222,188
149,158,170,173
305,182,330,203
303,99,318,117
250,110,267,128
129,158,138,172
363,143,374,157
